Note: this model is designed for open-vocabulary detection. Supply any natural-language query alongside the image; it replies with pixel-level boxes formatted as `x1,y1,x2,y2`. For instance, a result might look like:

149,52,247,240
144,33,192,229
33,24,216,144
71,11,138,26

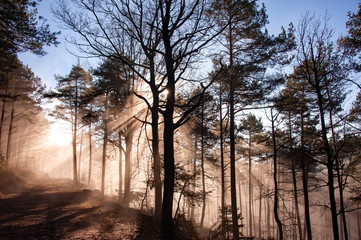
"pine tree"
51,64,92,183
0,0,59,84
207,1,294,238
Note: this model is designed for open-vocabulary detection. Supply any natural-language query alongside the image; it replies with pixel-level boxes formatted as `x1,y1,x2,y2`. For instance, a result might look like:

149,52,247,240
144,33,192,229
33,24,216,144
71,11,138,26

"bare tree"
296,12,351,240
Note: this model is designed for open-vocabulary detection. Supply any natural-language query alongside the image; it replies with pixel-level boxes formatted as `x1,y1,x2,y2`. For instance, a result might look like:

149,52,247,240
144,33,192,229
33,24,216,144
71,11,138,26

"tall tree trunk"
237,166,243,228
357,208,361,240
5,101,15,168
200,102,206,230
191,133,198,221
0,99,6,157
258,179,263,239
271,109,283,240
300,85,312,240
88,123,92,185
327,87,348,240
288,112,303,240
123,125,134,207
161,96,175,239
228,20,239,240
72,77,79,183
161,9,176,238
101,111,108,196
72,114,78,182
248,131,253,237
78,129,83,180
219,80,226,240
118,132,123,203
315,85,339,240
151,81,162,224
267,197,271,238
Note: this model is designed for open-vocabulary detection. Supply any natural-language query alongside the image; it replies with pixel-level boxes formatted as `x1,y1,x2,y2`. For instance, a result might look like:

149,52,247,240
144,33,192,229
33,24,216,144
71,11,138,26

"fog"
1,0,361,239
2,93,360,239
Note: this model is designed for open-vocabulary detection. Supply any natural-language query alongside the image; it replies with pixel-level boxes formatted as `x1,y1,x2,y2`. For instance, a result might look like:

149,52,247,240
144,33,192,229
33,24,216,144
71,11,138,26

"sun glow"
48,121,72,147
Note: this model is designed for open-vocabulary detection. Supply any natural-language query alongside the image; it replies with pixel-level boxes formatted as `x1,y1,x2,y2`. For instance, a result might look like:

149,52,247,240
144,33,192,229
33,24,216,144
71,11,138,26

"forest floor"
0,169,160,240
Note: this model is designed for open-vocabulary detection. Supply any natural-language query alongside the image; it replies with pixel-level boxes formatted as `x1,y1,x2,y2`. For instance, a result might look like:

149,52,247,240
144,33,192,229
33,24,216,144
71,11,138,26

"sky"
18,0,360,90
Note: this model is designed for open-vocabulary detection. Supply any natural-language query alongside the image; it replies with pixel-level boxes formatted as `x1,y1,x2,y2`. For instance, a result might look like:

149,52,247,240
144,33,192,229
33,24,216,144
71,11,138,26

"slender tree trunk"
219,80,226,240
271,109,283,240
72,114,78,182
191,133,198,221
101,110,108,196
237,165,243,227
175,179,189,218
356,207,361,240
78,129,83,180
258,179,263,239
72,77,80,183
5,101,15,168
123,126,134,207
248,131,253,237
314,85,339,240
357,208,361,240
151,82,162,224
340,215,344,240
267,197,271,238
300,85,312,240
0,99,6,157
200,102,206,230
118,132,123,203
228,19,239,240
327,87,348,240
88,123,92,185
288,112,303,240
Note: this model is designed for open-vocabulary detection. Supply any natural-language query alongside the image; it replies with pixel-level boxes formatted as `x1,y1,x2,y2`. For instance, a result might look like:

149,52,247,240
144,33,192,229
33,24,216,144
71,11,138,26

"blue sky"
18,0,360,89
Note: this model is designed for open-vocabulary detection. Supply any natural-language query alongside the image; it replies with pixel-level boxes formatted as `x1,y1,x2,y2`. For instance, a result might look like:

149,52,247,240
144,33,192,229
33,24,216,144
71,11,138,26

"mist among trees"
1,0,361,239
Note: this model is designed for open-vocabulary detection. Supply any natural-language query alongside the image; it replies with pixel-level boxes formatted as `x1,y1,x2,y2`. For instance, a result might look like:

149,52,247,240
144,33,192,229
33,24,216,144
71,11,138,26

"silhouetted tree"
0,0,59,84
239,113,263,237
51,64,92,182
207,1,294,238
296,12,352,240
0,63,43,168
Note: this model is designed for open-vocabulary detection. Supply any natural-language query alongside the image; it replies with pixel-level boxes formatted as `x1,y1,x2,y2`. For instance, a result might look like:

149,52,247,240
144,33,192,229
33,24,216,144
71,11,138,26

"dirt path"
0,179,155,240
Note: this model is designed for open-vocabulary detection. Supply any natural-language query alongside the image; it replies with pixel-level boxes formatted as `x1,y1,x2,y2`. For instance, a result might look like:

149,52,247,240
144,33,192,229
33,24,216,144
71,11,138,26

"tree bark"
118,132,123,203
267,197,271,238
191,133,198,221
72,77,79,183
101,102,108,196
327,87,348,240
288,112,303,240
160,3,176,237
271,109,283,240
5,101,15,168
357,208,361,240
88,123,92,185
248,131,253,237
228,18,239,240
150,70,162,223
0,99,6,157
314,85,339,240
200,102,206,230
78,129,83,180
219,80,226,240
258,179,263,239
123,125,134,207
161,100,175,239
299,83,312,240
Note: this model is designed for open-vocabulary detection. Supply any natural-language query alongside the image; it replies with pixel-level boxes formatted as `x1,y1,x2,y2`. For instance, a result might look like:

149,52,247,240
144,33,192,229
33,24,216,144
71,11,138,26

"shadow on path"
0,181,142,239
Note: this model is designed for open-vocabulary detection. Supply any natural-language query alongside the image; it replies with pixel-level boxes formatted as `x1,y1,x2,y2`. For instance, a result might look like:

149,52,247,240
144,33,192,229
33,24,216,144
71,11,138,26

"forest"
1,0,361,239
